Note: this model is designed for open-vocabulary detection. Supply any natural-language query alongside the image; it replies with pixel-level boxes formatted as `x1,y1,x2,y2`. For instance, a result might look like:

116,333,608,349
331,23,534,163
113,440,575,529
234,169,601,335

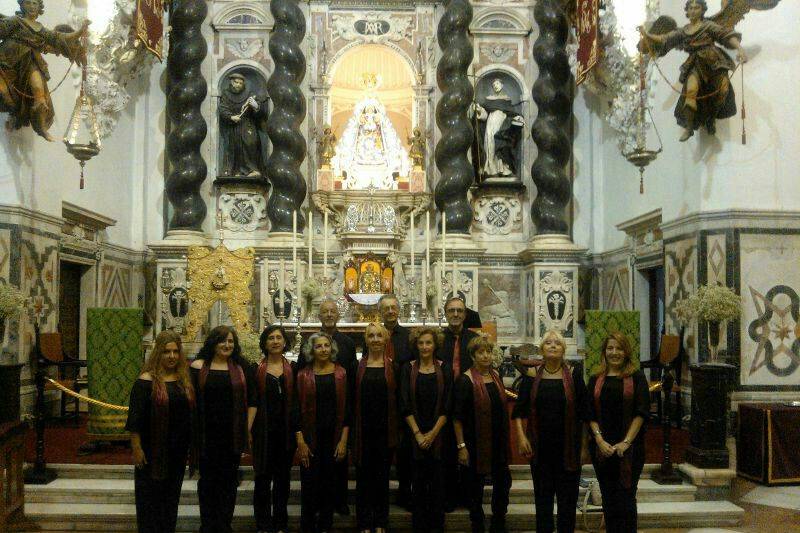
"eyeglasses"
445,308,465,314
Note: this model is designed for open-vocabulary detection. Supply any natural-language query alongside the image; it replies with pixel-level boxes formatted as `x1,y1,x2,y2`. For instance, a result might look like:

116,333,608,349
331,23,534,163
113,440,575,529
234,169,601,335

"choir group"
125,295,649,533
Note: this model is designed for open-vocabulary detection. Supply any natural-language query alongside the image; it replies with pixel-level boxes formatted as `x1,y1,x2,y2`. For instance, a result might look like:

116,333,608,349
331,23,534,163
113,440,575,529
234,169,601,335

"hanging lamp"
623,52,662,194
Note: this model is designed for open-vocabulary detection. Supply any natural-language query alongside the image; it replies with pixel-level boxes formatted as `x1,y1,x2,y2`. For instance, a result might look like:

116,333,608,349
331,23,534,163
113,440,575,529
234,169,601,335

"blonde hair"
596,331,637,377
142,330,193,399
467,335,494,357
364,322,389,342
540,329,567,357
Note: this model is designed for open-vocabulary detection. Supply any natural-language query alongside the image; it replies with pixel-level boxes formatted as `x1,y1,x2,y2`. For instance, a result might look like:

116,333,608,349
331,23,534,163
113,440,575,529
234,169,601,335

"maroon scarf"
354,354,398,465
410,359,445,458
593,373,635,488
528,365,578,471
198,358,248,454
253,357,294,473
469,367,508,475
150,379,196,479
297,364,347,452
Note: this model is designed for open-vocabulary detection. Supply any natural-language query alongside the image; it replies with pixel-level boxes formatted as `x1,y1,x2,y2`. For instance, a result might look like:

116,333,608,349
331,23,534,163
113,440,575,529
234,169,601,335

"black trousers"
593,455,644,533
356,445,392,530
300,428,338,532
466,463,511,532
412,454,445,532
134,458,186,533
443,422,468,509
396,426,413,504
532,458,580,533
198,452,241,533
253,436,293,532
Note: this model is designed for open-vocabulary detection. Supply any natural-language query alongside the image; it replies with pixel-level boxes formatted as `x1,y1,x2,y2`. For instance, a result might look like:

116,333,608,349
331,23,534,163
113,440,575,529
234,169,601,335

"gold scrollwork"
184,244,255,340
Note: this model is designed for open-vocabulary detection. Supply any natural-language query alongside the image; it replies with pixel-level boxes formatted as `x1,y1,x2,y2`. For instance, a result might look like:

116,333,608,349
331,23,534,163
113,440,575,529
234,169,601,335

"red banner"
575,0,599,85
135,0,165,60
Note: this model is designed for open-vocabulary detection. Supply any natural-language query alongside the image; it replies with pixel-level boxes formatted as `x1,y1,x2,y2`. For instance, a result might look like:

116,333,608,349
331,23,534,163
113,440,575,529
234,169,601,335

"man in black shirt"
379,293,413,508
440,296,480,511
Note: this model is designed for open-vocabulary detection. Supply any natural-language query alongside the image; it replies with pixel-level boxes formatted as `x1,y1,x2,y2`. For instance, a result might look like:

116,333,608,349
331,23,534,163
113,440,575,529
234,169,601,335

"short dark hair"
260,324,289,356
195,325,245,366
684,0,708,17
17,0,44,16
444,296,466,310
378,293,399,308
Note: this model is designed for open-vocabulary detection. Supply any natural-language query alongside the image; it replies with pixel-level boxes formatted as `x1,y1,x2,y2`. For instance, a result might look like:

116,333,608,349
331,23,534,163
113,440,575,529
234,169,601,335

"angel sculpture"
639,0,782,142
0,0,89,141
317,125,337,168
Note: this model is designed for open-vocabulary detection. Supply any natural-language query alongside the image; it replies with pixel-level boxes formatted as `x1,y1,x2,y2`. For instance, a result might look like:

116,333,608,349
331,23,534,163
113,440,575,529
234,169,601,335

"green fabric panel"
86,308,143,438
585,310,641,377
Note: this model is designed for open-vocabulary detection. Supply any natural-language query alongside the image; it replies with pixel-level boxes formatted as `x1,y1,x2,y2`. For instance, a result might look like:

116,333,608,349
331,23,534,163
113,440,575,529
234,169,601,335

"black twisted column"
165,0,208,232
434,0,474,234
266,0,307,233
530,0,573,235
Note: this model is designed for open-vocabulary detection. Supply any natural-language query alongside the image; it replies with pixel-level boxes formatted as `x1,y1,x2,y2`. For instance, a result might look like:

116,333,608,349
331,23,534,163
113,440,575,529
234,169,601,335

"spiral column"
265,0,307,233
165,0,208,232
530,0,572,235
434,0,474,235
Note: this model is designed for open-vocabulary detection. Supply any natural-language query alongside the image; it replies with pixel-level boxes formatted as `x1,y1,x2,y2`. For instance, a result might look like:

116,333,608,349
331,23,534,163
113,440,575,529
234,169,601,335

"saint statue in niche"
0,0,89,141
638,0,782,141
471,78,524,178
355,104,385,164
317,124,336,167
218,72,269,178
407,127,426,169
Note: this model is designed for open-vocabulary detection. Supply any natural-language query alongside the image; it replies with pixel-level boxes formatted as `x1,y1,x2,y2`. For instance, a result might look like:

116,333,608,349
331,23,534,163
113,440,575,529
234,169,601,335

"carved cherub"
638,0,782,141
0,0,90,141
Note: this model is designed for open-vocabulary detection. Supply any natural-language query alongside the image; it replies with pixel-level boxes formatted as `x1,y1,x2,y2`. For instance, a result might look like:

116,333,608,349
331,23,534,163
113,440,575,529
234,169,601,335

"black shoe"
489,518,508,533
335,503,350,516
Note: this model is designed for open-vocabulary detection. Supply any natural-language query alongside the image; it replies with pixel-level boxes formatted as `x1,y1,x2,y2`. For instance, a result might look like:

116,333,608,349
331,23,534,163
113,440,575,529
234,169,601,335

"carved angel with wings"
639,0,782,141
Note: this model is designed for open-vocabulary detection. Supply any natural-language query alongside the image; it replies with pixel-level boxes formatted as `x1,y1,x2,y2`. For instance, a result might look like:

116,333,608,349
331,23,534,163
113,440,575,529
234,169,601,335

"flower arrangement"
238,330,262,364
674,284,741,324
0,283,26,319
301,278,323,302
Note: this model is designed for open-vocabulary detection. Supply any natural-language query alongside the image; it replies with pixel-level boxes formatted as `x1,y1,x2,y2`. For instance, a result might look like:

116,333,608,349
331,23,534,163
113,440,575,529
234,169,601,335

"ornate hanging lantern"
623,52,662,194
63,33,101,189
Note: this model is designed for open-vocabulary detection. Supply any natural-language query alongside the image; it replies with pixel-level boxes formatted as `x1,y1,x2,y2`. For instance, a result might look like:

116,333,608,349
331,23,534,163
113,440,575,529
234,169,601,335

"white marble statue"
472,79,524,178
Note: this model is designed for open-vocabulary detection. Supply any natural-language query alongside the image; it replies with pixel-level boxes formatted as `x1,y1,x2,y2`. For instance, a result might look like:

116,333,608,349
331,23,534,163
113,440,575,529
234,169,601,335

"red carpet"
25,416,688,466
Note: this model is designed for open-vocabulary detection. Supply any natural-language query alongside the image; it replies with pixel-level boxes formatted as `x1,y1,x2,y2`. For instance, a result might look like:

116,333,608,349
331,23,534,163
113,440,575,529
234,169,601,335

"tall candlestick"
279,258,286,318
307,209,313,278
410,213,415,279
323,211,329,280
440,214,445,314
452,259,458,297
441,214,446,266
422,260,428,311
292,211,298,278
425,211,431,279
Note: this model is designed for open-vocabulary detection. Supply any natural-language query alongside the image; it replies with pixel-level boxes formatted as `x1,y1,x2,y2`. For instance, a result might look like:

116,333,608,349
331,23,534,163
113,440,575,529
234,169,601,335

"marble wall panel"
739,232,800,387
600,262,630,311
665,237,698,363
477,271,523,338
100,258,133,308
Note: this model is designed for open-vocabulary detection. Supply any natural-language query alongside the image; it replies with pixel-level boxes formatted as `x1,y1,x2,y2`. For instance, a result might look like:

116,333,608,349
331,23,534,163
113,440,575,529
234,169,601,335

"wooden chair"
39,333,88,422
641,332,683,427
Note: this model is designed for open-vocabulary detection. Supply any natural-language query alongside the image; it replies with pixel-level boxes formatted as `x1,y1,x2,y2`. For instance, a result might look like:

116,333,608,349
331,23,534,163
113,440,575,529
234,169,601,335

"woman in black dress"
190,326,256,533
296,332,351,533
126,330,194,533
512,329,587,533
400,326,452,533
353,322,398,533
249,324,295,533
453,336,511,533
587,332,649,533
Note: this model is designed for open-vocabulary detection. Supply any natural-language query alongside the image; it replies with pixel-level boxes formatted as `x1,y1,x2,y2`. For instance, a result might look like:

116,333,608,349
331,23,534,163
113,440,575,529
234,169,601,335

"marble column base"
678,462,737,500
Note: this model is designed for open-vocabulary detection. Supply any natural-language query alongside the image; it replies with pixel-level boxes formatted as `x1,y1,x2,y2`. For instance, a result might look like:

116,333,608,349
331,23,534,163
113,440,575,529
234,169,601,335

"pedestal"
317,167,333,192
214,177,270,243
0,363,23,424
410,168,425,193
520,235,587,354
686,363,735,469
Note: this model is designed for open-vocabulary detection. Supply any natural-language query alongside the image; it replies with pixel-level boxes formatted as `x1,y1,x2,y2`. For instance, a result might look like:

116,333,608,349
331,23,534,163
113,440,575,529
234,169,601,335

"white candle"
292,210,298,278
279,258,286,317
323,211,329,280
422,260,427,311
425,211,431,278
410,213,415,279
308,209,313,278
452,259,458,296
441,214,446,266
440,214,445,312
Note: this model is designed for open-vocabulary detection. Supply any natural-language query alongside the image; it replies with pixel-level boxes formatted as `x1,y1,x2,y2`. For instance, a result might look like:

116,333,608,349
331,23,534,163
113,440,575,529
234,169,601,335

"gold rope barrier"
45,378,129,411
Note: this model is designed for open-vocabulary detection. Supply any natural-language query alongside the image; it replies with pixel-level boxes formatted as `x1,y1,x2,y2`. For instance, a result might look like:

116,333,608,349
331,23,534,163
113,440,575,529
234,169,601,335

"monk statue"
218,72,269,178
471,78,524,178
639,0,782,141
0,0,89,141
407,127,426,169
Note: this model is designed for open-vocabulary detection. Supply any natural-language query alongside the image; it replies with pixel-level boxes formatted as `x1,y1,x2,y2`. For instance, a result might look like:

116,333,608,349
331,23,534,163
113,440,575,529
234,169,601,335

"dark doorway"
59,262,84,360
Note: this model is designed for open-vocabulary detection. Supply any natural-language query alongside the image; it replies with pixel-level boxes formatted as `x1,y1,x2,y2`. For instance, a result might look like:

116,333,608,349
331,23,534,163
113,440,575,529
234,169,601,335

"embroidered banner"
576,0,599,85
135,0,165,60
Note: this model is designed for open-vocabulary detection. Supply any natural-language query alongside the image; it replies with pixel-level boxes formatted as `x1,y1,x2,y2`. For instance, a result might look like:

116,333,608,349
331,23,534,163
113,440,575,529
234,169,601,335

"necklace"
544,364,562,375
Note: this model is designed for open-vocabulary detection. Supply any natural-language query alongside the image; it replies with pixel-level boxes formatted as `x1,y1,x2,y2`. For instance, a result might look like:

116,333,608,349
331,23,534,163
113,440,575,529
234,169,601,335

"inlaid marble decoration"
526,270,536,338
478,272,522,337
601,262,630,311
739,233,800,386
0,228,10,282
19,231,59,358
705,232,728,354
665,237,698,363
101,260,133,308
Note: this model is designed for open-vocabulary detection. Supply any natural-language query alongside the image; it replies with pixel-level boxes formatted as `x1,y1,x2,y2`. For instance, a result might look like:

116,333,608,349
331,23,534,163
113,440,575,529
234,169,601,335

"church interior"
0,0,799,531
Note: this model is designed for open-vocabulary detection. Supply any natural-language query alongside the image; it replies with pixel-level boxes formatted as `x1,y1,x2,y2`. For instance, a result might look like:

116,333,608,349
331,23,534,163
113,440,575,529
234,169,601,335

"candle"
292,211,298,278
422,260,427,311
425,211,431,279
410,213,415,279
452,260,458,297
323,211,329,280
441,214,446,267
308,209,313,278
279,258,286,318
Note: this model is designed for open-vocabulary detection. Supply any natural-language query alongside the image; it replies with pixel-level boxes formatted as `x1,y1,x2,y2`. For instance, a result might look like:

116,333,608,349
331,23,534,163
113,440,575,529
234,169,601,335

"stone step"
23,500,745,532
25,477,697,506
